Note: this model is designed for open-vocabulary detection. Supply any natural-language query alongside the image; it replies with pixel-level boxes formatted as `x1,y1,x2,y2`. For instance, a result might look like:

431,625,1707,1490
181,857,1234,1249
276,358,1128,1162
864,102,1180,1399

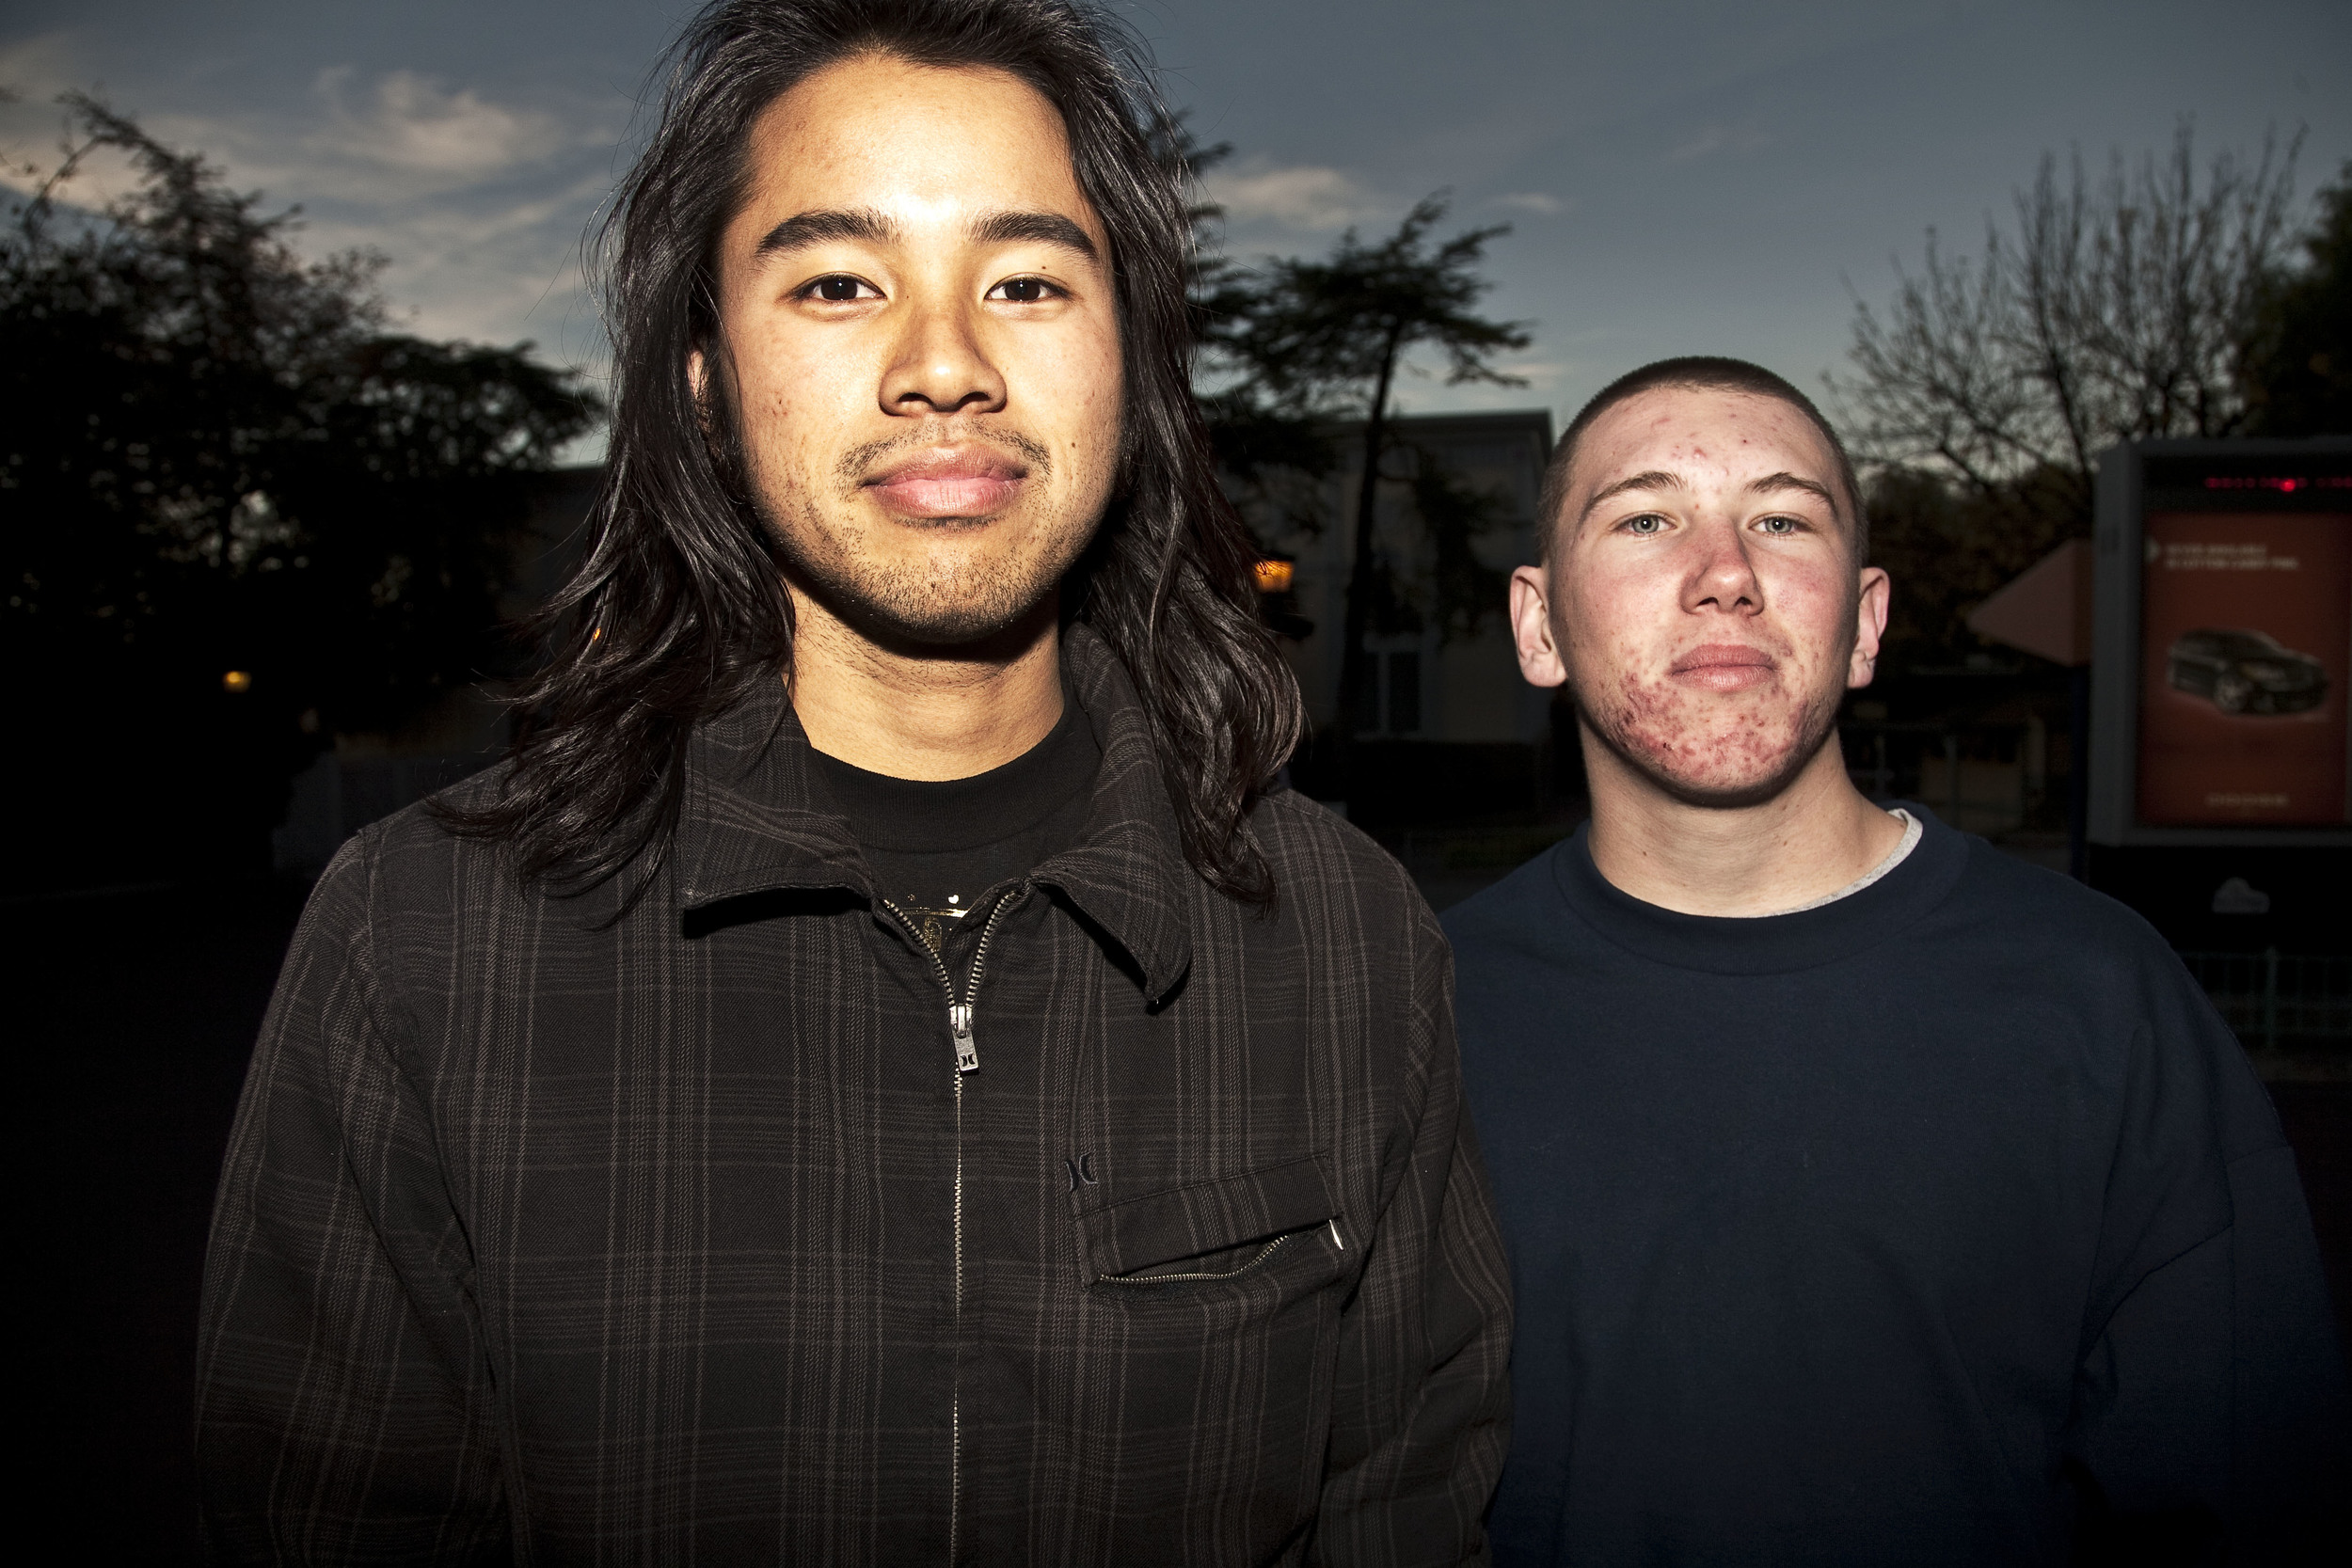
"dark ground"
11,880,2349,1561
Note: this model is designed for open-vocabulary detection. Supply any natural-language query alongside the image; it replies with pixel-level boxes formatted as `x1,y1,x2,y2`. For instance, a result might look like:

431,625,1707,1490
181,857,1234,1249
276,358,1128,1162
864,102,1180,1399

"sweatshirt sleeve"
1311,906,1514,1566
195,830,509,1563
2066,952,2348,1564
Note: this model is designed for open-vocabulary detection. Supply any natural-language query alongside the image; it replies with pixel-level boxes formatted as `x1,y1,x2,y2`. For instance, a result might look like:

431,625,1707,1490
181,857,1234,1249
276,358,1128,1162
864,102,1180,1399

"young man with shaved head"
1446,357,2344,1564
196,2,1508,1559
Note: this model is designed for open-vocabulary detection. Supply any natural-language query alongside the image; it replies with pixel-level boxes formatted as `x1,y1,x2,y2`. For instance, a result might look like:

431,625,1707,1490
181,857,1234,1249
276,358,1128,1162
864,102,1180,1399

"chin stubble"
756,425,1089,646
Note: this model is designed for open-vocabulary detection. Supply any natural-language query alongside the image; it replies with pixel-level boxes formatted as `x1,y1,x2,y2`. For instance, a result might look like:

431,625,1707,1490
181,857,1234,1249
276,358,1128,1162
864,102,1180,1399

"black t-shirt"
1443,808,2346,1566
810,692,1101,955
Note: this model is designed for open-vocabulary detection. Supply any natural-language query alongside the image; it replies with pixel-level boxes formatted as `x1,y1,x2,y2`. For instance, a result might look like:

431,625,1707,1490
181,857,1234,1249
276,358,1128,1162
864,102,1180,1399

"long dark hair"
440,0,1301,906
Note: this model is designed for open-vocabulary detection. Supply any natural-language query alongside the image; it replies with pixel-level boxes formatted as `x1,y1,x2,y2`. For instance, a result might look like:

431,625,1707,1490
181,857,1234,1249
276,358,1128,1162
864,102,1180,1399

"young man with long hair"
197,3,1509,1559
1450,357,2344,1564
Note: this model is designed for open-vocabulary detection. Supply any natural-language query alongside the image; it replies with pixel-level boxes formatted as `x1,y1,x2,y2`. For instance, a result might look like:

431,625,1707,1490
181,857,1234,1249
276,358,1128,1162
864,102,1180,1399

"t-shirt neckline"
1549,802,1967,975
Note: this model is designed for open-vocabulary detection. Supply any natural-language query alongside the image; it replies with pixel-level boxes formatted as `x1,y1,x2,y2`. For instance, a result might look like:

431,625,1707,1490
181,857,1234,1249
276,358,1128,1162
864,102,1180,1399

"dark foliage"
2,96,601,887
1862,466,2081,671
2244,163,2352,436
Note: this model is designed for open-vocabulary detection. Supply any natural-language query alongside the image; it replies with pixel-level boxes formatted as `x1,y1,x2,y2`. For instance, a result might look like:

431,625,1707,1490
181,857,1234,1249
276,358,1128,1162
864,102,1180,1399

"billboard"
2089,440,2352,847
2136,512,2348,826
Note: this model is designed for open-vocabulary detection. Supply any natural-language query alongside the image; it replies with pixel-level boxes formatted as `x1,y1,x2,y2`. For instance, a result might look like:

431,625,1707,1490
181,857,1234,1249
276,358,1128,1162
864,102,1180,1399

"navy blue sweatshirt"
1445,809,2345,1565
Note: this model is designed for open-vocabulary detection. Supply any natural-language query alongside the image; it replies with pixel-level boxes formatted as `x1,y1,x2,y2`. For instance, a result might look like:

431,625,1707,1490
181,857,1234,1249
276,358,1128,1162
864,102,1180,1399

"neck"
785,585,1064,782
1581,723,1906,917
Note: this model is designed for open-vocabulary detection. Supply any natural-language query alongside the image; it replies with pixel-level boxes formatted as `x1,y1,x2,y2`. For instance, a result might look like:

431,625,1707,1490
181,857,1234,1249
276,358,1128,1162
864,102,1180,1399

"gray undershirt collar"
1760,809,1922,918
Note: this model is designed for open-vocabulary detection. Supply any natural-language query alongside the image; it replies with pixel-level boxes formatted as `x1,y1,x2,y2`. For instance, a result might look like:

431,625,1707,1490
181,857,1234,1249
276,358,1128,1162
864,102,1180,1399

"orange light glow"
1253,559,1295,594
222,670,253,694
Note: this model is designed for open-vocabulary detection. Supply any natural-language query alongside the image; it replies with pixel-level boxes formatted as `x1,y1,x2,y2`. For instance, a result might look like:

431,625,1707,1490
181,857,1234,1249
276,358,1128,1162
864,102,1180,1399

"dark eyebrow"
1578,469,1683,521
753,207,899,258
1747,471,1838,510
967,209,1098,261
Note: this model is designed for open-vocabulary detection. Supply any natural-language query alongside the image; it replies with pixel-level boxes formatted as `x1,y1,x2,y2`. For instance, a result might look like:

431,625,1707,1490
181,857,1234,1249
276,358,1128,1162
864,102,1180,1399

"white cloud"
1208,161,1381,230
1665,123,1771,164
1497,358,1565,388
1495,192,1567,215
305,69,572,189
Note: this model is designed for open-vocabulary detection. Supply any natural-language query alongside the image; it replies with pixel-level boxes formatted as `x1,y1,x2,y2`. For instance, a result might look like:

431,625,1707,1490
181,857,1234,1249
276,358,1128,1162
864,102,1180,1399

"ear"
1511,563,1569,689
1848,564,1890,689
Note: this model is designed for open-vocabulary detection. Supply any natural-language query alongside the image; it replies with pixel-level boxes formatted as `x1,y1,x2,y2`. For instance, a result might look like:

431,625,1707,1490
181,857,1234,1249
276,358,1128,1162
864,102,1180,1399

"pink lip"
864,448,1026,518
1670,642,1778,691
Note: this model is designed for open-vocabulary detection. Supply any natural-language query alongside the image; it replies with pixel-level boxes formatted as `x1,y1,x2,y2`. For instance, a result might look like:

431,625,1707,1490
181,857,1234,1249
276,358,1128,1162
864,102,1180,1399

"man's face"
698,54,1123,645
1509,387,1889,803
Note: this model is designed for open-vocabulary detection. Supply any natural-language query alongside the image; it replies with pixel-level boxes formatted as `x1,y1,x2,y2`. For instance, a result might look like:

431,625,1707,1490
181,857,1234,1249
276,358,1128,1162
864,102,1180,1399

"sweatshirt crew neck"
1551,803,1967,976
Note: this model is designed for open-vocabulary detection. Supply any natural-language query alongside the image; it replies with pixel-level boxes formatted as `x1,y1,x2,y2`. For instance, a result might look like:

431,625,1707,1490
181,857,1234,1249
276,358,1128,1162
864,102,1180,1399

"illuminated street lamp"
1252,559,1295,594
222,670,254,694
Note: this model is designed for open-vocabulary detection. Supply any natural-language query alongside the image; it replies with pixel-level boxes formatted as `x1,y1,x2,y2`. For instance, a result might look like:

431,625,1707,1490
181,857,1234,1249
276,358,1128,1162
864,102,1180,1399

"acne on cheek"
1599,668,1811,784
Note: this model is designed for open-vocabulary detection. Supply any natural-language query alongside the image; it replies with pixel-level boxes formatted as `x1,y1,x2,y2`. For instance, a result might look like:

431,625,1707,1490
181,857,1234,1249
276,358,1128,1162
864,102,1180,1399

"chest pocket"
1079,1154,1339,1286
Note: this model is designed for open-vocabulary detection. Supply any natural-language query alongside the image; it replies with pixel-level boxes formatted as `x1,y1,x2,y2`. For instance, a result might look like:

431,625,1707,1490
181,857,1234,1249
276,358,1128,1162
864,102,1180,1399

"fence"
2175,949,2352,1052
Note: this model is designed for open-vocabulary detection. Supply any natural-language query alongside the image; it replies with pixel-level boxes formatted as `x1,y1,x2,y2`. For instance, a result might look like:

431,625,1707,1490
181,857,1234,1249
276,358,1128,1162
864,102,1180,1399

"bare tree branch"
1833,121,2303,516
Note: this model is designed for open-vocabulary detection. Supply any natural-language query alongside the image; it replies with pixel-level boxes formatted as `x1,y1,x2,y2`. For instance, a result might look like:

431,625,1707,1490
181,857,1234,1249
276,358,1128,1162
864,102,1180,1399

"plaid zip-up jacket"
197,626,1512,1565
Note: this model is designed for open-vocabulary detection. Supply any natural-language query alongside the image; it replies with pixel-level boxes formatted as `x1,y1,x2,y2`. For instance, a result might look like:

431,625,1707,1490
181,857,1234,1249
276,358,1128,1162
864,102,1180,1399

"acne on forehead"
1584,395,1835,487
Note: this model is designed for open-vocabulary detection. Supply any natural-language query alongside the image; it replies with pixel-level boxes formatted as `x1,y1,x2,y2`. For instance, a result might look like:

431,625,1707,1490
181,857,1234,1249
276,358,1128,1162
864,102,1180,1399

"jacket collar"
672,623,1196,1005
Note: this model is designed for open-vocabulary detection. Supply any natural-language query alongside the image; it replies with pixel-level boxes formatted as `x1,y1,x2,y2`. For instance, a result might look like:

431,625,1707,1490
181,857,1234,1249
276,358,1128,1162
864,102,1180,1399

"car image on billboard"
2165,627,2329,716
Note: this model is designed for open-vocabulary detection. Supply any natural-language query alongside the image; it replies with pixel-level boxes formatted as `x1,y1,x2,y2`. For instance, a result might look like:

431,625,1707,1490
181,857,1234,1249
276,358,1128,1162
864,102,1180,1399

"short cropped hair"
1535,356,1867,562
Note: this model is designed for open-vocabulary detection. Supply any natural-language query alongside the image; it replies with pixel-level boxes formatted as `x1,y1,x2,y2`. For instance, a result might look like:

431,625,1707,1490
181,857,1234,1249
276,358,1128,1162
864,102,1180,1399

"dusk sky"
6,0,2348,458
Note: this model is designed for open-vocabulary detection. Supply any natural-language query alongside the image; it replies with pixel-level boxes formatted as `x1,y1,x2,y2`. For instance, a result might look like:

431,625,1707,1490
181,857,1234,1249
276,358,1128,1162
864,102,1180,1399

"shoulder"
1932,828,2182,983
305,764,573,970
1250,788,1421,902
1248,786,1445,961
1925,829,2287,1147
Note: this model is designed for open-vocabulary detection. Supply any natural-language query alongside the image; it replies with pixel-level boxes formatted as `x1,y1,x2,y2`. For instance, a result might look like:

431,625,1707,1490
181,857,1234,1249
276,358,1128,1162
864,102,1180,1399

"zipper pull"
949,1003,977,1073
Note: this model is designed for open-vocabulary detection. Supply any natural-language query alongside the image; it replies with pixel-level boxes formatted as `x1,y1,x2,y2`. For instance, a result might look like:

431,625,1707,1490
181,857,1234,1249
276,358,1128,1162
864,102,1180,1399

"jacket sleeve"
2067,958,2349,1564
1312,907,1514,1566
196,831,508,1563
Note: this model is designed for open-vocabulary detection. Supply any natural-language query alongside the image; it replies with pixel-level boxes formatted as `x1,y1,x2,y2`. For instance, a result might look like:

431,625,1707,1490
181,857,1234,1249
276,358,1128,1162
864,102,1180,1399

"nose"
1682,521,1762,616
879,293,1007,418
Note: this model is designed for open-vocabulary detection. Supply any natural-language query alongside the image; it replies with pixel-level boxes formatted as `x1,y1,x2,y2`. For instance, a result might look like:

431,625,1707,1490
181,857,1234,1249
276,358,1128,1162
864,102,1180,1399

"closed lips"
865,450,1025,517
1672,643,1777,690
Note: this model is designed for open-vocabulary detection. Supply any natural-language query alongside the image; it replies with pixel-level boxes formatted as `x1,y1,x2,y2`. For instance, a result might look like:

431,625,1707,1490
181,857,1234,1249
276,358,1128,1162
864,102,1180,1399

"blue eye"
1757,515,1799,535
1624,514,1664,535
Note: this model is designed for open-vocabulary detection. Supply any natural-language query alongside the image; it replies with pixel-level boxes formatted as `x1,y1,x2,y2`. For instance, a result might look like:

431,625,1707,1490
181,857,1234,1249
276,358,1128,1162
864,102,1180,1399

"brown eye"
806,276,873,302
988,277,1055,303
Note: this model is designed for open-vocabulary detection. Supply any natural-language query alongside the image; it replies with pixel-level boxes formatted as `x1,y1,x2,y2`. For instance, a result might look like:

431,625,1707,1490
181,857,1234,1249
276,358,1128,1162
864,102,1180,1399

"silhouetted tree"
2243,161,2351,436
1206,197,1528,767
2,96,600,885
1836,124,2303,528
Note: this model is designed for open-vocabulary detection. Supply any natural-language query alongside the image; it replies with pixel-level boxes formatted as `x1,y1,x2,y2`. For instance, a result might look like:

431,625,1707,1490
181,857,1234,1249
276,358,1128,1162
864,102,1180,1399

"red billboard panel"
2136,512,2349,826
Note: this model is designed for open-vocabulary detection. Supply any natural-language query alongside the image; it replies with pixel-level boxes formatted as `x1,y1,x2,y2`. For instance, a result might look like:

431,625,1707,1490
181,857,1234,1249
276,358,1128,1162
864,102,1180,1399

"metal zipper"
1098,1230,1301,1286
876,885,1022,1565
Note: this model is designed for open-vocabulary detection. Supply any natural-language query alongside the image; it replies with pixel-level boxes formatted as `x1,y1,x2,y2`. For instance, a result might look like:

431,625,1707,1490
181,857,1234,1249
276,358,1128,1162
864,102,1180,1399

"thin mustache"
835,425,1055,489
